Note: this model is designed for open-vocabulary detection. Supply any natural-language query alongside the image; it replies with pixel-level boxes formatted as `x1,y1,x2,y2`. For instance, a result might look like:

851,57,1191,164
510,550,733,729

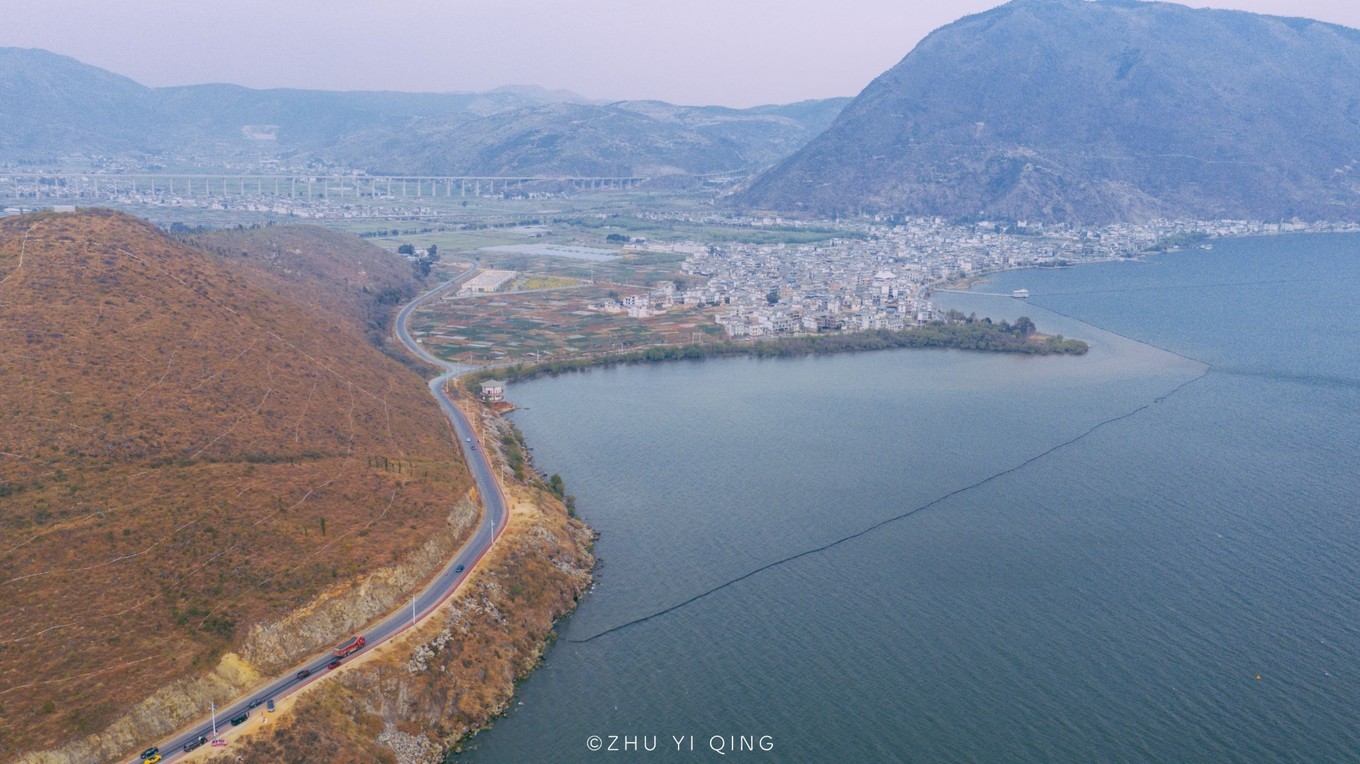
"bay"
458,234,1360,763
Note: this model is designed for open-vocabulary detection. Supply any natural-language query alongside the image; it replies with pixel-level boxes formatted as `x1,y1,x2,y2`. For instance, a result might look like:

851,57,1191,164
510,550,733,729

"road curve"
141,273,506,761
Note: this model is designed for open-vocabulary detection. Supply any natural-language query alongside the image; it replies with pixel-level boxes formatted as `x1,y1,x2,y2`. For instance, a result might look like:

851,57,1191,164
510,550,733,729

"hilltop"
0,210,470,756
0,48,155,156
738,0,1360,223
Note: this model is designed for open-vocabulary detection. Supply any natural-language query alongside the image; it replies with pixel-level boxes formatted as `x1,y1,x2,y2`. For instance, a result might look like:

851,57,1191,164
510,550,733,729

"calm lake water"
458,234,1360,763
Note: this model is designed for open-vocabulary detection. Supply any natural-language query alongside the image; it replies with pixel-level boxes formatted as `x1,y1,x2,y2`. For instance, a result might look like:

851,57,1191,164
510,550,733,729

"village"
8,167,1356,357
404,211,1360,365
588,215,1356,340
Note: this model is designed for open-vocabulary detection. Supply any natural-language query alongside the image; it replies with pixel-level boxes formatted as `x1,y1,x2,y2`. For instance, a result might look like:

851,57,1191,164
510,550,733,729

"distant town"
5,166,1357,356
579,214,1356,340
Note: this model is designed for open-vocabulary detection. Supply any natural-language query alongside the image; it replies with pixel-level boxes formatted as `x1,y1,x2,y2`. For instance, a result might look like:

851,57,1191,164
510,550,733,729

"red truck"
333,634,366,657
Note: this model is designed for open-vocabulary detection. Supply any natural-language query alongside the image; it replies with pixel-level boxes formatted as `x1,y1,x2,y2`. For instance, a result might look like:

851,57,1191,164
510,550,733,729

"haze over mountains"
333,100,849,179
0,47,846,177
739,0,1360,223
9,0,1360,222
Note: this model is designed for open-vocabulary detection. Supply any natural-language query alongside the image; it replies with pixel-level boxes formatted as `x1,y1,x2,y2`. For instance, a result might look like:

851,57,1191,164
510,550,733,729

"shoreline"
381,229,1273,759
432,227,1360,761
200,346,595,763
462,320,1088,390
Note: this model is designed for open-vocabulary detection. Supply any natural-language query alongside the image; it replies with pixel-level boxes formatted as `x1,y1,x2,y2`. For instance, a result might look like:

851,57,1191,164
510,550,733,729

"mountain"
0,48,157,156
0,210,469,755
0,47,589,159
147,84,577,152
0,47,847,176
332,99,850,177
737,0,1360,223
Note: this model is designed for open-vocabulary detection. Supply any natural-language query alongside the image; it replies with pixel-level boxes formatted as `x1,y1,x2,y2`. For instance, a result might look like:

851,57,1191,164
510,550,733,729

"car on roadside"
229,712,248,726
267,699,276,713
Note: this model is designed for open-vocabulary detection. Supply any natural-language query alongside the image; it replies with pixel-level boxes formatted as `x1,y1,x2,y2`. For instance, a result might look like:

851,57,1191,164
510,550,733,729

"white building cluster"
670,215,1352,338
587,281,682,318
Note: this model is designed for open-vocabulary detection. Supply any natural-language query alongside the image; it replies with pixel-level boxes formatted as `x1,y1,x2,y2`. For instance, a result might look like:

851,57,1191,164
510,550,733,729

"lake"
459,234,1360,762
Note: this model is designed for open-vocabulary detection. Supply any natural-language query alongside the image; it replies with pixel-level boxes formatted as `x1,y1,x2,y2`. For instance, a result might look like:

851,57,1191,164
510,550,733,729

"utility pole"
411,595,416,625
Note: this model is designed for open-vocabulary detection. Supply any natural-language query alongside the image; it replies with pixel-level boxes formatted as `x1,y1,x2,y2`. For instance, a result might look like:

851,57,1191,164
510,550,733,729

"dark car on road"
140,748,159,760
247,698,264,709
183,736,207,753
229,712,249,726
295,668,312,680
455,564,465,574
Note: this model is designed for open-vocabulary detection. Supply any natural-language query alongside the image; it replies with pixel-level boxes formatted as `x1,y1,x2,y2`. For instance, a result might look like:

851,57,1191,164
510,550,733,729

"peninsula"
466,315,1086,391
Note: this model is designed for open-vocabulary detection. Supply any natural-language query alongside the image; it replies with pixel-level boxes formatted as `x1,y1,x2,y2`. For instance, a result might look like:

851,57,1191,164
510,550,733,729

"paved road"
141,273,504,761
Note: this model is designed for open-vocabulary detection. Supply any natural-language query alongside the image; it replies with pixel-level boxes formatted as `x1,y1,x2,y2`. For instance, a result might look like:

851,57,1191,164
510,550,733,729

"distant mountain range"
0,47,846,177
738,0,1360,223
331,100,848,178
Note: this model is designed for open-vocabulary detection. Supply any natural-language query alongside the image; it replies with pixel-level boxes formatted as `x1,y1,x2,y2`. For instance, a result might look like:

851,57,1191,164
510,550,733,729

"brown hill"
185,225,424,345
0,210,469,754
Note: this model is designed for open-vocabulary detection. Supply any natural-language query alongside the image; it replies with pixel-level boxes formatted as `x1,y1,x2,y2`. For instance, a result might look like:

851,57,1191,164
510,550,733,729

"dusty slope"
0,210,470,755
186,225,423,344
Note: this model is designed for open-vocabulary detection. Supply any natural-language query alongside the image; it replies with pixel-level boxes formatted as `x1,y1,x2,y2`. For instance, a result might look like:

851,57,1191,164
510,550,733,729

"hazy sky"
4,0,1360,106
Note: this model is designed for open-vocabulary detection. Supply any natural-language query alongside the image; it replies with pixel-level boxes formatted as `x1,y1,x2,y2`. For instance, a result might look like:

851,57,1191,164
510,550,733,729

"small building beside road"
480,380,506,403
459,269,516,295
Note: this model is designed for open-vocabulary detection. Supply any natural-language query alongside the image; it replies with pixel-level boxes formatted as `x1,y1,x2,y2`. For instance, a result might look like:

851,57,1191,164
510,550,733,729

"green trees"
464,321,1087,392
413,244,439,279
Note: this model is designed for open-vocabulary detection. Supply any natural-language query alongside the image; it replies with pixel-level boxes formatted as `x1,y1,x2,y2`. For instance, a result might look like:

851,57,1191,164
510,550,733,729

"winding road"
140,273,507,761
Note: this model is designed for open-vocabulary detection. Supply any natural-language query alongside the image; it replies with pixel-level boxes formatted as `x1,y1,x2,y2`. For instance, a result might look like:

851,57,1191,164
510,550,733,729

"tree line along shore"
466,313,1088,389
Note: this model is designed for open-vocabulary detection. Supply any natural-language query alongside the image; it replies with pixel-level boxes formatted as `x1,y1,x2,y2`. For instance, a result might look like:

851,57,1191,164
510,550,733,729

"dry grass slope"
186,225,424,344
220,400,595,764
0,210,469,755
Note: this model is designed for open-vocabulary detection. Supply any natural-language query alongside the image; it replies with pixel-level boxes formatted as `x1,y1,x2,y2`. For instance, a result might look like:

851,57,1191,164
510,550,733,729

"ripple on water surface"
460,234,1360,763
